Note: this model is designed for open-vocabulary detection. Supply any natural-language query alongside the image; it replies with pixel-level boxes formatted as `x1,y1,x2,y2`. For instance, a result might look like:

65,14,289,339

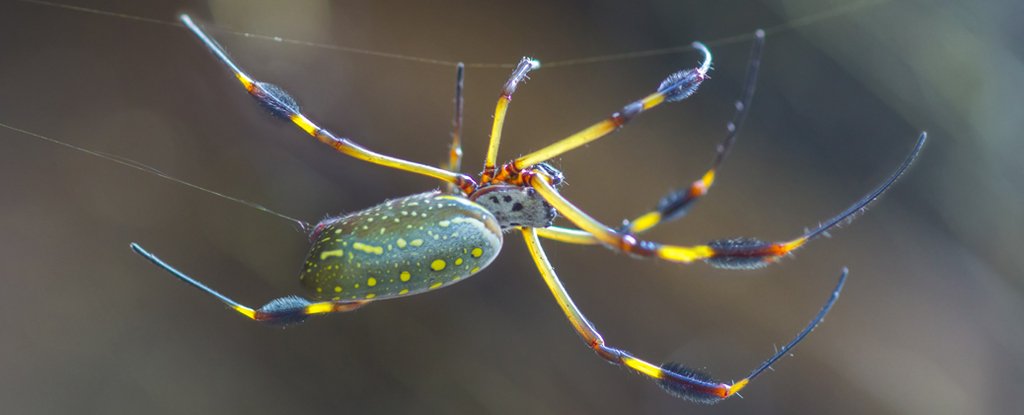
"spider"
130,15,926,404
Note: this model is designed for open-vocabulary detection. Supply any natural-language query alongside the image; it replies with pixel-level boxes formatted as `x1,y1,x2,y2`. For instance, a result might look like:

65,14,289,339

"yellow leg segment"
537,32,769,240
522,230,848,403
514,92,667,169
484,96,510,175
511,43,712,171
482,58,540,180
535,167,717,246
131,242,366,325
527,171,808,268
522,228,603,344
529,130,925,268
180,14,477,194
521,229,736,403
533,145,718,245
535,226,599,245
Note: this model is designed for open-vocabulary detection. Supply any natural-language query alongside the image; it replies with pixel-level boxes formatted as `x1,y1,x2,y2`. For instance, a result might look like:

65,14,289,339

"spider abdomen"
300,191,503,301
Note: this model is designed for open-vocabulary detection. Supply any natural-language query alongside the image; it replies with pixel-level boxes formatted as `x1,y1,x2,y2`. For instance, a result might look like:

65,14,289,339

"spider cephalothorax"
470,163,564,229
470,185,556,229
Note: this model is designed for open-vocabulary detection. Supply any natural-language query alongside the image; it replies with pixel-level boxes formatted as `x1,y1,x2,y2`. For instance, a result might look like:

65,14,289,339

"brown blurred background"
1,0,1021,414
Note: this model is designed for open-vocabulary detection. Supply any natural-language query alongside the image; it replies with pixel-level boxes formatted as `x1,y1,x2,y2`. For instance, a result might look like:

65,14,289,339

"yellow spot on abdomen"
396,238,408,248
438,220,451,227
429,281,443,289
471,247,483,258
365,293,376,299
367,277,377,287
400,271,411,282
431,259,447,271
352,242,384,255
334,286,343,293
319,249,345,260
410,239,424,247
399,288,409,295
454,258,463,265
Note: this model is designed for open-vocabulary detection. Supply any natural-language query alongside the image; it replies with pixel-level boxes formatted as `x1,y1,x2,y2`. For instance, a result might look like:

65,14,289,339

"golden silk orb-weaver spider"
128,15,927,404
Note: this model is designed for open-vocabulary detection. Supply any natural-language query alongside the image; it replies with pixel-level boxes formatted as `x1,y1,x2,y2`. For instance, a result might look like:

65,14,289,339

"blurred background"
1,0,1021,413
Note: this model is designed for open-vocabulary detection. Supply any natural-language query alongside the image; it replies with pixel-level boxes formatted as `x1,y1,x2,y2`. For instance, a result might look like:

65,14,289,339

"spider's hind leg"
130,243,366,326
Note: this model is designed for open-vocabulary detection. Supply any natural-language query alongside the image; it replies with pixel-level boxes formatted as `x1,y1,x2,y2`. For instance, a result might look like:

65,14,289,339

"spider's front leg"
527,133,925,268
538,30,766,245
481,57,541,182
442,63,466,193
521,228,847,403
179,15,478,194
491,41,714,186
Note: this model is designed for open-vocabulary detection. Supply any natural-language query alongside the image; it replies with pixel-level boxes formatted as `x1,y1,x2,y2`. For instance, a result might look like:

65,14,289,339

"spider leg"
481,57,540,181
538,31,765,244
500,42,714,179
623,30,763,234
131,243,366,325
528,133,925,267
444,63,466,193
521,228,847,403
179,15,477,194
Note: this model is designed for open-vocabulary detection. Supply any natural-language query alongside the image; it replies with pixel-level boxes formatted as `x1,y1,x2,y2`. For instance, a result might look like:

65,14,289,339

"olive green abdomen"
299,191,503,301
